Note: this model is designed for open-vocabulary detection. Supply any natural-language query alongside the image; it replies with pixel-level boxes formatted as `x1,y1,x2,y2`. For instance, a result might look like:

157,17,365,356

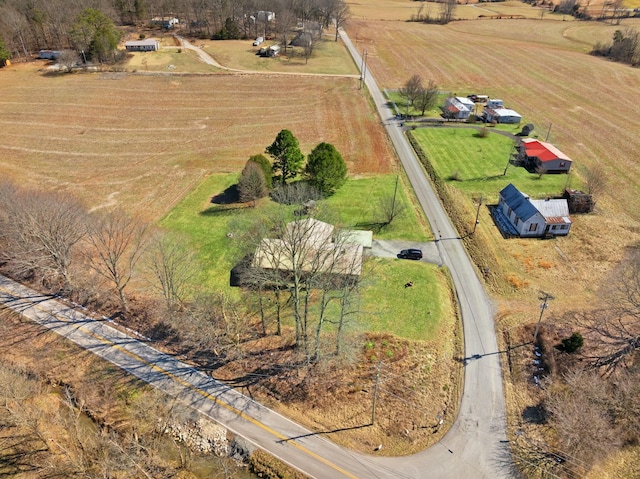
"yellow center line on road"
0,283,359,479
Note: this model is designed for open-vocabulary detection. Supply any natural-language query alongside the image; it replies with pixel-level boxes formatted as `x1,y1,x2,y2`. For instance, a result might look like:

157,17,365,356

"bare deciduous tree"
439,0,457,24
414,79,439,116
378,176,406,226
143,231,198,318
84,209,148,312
237,203,363,363
0,184,87,289
400,74,423,116
578,249,640,375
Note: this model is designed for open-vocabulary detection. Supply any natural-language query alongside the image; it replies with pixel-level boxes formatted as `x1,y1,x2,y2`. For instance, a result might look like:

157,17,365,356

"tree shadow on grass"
211,184,239,204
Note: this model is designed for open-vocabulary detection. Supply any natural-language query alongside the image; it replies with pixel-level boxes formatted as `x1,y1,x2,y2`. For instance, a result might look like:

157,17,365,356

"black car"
398,248,423,260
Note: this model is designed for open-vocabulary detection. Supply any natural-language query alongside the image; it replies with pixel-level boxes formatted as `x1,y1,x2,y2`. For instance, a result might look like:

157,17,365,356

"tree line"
592,27,640,67
0,0,350,64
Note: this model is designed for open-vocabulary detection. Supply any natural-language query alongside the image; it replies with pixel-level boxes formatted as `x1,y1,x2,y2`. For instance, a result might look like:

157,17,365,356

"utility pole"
371,360,382,426
472,196,483,235
391,175,399,220
545,122,552,142
534,291,554,343
359,50,368,90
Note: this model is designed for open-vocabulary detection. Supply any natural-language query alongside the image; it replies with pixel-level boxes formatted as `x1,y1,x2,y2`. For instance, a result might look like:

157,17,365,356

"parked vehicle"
398,249,423,260
253,37,264,46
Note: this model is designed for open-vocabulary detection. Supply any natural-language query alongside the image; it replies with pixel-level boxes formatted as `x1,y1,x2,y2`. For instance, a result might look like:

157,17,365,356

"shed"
484,107,522,124
39,50,61,60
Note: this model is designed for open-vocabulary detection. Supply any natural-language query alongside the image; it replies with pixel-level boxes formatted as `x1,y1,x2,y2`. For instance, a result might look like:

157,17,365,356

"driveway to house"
368,239,442,265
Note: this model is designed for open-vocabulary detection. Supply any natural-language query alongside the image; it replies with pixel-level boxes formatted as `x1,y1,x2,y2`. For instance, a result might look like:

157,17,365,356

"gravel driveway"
367,239,442,265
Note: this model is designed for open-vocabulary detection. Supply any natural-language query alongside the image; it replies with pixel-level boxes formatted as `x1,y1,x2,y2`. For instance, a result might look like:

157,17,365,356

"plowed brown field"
0,65,394,221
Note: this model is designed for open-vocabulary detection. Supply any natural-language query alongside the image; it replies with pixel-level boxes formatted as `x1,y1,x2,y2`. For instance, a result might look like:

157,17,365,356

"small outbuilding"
125,39,160,52
39,50,61,60
483,107,522,124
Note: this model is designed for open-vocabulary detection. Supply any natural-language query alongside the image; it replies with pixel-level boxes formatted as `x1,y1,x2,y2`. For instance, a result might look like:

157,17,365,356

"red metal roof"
522,139,572,163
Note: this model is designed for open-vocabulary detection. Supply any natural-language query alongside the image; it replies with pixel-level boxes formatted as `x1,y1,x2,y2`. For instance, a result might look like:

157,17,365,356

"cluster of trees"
409,0,457,25
399,74,439,117
0,361,192,477
0,181,191,314
238,128,348,205
0,0,350,64
513,249,640,478
592,27,640,67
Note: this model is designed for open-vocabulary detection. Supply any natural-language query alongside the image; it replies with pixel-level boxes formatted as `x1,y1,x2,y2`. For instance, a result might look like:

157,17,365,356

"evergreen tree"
0,36,10,67
266,130,305,186
305,142,347,196
70,8,121,63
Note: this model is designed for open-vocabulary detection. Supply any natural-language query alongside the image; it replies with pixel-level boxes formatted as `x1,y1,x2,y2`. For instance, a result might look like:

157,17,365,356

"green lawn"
411,127,585,199
159,173,444,340
323,174,430,241
385,90,449,118
361,258,449,340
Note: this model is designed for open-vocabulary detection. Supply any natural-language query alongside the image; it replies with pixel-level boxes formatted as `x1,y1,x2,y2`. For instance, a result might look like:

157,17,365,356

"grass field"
411,127,587,198
200,36,359,75
346,0,640,21
125,47,222,73
160,172,439,339
0,63,393,222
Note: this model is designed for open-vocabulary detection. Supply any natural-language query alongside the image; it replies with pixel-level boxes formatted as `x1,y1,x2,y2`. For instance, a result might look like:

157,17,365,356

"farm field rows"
0,64,393,222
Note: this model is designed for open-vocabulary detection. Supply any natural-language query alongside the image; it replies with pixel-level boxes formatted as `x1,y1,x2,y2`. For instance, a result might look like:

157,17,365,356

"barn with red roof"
517,138,573,173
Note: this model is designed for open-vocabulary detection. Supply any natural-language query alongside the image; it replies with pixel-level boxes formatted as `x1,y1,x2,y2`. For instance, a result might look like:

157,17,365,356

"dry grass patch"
198,37,358,75
212,329,462,456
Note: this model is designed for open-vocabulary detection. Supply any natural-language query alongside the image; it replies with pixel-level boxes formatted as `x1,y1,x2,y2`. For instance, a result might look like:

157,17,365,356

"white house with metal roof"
496,184,572,237
443,96,476,119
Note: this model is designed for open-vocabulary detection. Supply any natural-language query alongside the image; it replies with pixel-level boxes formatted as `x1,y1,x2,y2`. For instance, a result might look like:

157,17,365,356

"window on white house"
529,223,538,232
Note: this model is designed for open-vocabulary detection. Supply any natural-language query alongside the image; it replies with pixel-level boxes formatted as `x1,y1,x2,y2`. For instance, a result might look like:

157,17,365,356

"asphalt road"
341,29,512,478
0,32,513,479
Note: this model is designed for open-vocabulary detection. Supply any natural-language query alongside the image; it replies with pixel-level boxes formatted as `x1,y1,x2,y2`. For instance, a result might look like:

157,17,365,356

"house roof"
253,219,363,276
521,138,572,163
125,39,159,47
530,199,572,224
499,183,539,221
446,97,474,112
488,108,521,118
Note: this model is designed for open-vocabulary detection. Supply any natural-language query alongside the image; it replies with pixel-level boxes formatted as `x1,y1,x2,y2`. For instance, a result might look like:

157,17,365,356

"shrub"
561,332,584,353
